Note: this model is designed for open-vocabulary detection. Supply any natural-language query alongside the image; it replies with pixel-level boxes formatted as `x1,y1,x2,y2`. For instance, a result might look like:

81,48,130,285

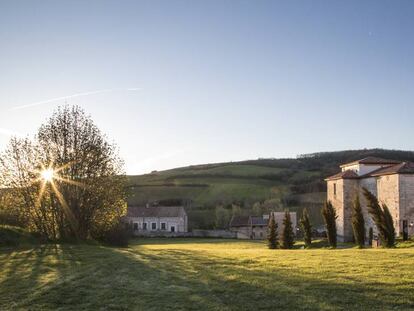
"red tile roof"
325,170,359,181
326,161,414,181
340,157,401,167
369,162,414,176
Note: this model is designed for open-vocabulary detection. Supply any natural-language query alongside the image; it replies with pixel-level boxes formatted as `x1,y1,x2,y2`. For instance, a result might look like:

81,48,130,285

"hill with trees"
127,148,414,230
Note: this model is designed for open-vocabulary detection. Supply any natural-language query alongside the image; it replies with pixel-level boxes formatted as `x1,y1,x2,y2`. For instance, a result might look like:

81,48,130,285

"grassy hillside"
127,149,414,229
1,239,414,310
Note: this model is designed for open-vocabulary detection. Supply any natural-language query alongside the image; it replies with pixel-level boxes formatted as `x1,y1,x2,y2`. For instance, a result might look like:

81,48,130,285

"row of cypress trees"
267,188,396,249
267,209,313,249
267,211,295,249
322,187,396,248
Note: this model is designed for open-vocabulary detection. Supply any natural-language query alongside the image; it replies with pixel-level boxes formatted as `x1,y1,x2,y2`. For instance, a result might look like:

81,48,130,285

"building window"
151,223,157,230
333,183,337,196
161,223,166,230
170,226,175,232
133,223,138,231
143,223,147,230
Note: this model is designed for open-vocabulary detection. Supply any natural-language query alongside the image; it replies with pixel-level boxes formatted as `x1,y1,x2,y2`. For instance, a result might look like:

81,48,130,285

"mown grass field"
1,239,414,310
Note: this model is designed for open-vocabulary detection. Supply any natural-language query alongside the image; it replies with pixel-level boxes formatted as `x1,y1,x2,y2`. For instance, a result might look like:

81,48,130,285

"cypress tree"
267,213,278,249
351,195,365,248
382,204,396,247
368,227,373,246
281,210,295,249
362,188,396,247
300,208,312,248
322,201,337,248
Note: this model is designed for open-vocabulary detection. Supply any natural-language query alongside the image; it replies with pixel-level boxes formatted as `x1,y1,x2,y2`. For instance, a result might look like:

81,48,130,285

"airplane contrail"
9,88,142,111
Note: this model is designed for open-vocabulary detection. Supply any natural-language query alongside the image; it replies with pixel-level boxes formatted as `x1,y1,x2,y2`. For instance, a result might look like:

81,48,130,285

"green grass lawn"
1,239,414,310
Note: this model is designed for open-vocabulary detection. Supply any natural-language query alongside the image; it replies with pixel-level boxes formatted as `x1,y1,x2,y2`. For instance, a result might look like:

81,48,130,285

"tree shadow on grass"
129,238,251,246
1,244,413,310
124,248,414,310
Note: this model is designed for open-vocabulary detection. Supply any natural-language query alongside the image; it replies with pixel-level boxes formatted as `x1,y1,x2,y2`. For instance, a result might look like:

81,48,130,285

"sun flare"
40,168,55,182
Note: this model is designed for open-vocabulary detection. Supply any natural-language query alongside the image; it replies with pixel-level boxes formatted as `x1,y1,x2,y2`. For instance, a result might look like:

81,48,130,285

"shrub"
100,222,132,247
322,201,337,248
0,225,41,246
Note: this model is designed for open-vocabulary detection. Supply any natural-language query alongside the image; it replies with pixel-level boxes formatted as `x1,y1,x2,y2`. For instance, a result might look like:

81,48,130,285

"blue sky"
1,0,413,174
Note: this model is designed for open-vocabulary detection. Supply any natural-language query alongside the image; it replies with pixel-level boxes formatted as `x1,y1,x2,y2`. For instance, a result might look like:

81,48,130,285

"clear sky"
1,1,413,174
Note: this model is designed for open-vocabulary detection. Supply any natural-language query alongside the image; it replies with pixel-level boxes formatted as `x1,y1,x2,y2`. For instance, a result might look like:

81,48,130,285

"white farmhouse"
125,205,188,233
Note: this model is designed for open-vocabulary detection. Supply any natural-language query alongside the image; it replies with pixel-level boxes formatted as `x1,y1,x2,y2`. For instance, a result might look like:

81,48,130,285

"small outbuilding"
229,215,267,239
229,212,297,240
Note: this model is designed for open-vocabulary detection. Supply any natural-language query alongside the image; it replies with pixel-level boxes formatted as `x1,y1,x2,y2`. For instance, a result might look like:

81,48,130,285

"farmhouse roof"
340,157,401,168
126,206,187,218
229,216,250,227
250,216,268,226
369,162,414,176
229,216,267,227
325,170,359,181
326,160,414,181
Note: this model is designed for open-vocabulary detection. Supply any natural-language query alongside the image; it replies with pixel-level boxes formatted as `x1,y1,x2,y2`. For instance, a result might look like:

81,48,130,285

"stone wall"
399,175,414,236
359,177,378,237
271,212,298,234
328,171,414,241
377,174,400,234
132,229,237,239
341,179,359,242
192,229,237,238
132,231,192,238
328,179,358,242
327,179,342,238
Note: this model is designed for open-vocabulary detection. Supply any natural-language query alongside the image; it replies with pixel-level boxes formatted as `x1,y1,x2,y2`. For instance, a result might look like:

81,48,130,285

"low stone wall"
192,230,237,239
236,231,250,239
132,231,192,238
132,229,237,239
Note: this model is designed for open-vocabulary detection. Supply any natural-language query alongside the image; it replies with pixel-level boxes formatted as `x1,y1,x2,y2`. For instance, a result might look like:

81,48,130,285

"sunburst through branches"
34,162,82,235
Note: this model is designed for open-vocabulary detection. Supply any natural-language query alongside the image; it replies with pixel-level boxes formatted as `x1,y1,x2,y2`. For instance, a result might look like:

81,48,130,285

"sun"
40,168,55,182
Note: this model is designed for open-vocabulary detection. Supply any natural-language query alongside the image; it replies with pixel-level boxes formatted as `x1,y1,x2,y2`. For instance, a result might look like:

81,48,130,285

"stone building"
125,205,188,234
229,216,268,239
326,157,414,242
229,212,297,239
